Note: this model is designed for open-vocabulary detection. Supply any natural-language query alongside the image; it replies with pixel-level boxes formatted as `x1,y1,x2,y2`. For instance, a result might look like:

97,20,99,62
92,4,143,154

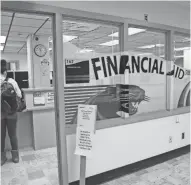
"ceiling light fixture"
49,35,77,43
0,36,6,44
0,45,4,51
78,49,94,53
137,53,153,56
99,40,119,46
128,28,146,35
108,28,145,37
138,44,164,49
175,47,190,51
63,35,77,43
175,55,184,58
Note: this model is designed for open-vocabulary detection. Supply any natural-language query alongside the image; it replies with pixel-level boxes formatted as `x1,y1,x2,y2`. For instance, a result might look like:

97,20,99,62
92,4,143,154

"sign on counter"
75,104,97,158
33,92,45,106
47,92,54,104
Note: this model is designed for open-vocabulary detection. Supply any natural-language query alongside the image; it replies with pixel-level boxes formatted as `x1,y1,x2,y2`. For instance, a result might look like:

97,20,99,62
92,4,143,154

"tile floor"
1,147,190,185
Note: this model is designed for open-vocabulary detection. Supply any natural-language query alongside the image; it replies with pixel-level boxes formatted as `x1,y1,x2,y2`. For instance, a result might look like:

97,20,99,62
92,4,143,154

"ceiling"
1,11,190,58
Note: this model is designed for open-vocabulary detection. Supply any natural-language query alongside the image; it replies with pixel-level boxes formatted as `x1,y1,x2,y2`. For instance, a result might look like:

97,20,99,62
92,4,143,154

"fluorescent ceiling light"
63,35,77,43
138,53,153,56
178,38,190,43
108,28,145,37
108,32,119,37
138,44,164,49
129,28,145,35
175,55,184,58
78,49,94,53
99,40,119,46
175,47,190,51
0,45,4,50
0,36,6,44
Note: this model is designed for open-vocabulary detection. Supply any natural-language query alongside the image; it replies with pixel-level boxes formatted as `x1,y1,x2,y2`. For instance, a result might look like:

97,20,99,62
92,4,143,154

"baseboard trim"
70,145,190,185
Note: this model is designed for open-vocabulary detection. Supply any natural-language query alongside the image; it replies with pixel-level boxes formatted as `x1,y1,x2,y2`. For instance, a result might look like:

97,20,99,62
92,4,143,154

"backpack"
18,89,26,112
1,78,26,115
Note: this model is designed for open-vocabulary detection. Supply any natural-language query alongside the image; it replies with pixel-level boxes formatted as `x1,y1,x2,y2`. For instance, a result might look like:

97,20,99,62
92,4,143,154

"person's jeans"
1,113,18,152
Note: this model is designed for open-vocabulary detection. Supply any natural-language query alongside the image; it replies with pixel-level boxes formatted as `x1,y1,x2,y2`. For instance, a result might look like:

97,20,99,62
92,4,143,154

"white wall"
34,1,190,29
1,53,28,71
67,113,190,182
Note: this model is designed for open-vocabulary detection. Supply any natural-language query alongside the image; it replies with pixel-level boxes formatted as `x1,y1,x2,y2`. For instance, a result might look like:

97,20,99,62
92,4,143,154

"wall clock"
34,44,47,57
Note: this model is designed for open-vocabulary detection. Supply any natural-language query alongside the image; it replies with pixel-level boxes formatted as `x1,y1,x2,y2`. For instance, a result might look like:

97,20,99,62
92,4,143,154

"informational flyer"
33,92,45,106
65,59,89,84
75,104,97,158
47,92,54,104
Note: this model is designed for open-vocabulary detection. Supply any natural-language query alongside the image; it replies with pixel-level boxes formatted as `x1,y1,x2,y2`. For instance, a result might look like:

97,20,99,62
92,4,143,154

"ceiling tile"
10,25,37,33
1,15,12,25
6,41,25,47
36,28,52,35
7,36,27,42
4,46,21,52
42,20,52,29
8,32,28,38
1,11,14,16
15,13,48,20
13,17,45,28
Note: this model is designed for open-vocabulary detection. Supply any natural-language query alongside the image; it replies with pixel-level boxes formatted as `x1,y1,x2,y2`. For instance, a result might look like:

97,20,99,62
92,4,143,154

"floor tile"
1,148,190,185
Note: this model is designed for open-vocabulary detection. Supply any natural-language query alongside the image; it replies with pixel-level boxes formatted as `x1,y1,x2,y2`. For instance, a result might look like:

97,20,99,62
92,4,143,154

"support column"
27,34,50,88
52,13,69,185
165,30,175,110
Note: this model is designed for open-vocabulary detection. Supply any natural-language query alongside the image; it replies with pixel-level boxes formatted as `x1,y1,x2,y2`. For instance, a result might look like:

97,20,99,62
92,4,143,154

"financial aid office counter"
5,87,56,151
5,86,190,151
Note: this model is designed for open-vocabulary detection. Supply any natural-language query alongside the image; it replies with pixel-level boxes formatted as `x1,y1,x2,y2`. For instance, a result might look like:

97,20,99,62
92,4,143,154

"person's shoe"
1,152,7,166
11,150,19,163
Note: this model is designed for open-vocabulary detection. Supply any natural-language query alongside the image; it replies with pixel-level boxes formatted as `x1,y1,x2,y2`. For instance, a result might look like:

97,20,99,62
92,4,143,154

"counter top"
23,87,54,92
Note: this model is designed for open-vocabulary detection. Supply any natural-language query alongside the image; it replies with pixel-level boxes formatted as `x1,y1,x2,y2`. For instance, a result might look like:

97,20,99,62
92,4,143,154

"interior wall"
34,1,190,29
67,113,190,182
1,53,28,71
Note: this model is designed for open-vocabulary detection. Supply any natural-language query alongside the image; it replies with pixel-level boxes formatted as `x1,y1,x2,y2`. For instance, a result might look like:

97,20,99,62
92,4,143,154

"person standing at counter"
1,59,22,166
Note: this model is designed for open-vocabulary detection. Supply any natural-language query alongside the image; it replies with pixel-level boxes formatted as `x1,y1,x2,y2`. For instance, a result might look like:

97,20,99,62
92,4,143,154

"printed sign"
33,92,45,106
47,92,54,104
75,104,97,157
40,59,50,76
65,59,89,84
64,52,190,124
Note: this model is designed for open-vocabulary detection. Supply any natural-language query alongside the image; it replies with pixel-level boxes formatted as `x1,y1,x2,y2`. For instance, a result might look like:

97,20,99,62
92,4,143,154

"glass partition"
127,26,166,59
127,26,167,114
174,34,191,69
62,19,121,124
173,34,190,109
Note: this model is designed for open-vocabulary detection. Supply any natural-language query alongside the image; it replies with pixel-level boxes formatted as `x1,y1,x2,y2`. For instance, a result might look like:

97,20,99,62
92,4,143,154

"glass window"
174,34,191,69
62,19,120,124
127,26,166,59
173,34,190,109
127,26,167,114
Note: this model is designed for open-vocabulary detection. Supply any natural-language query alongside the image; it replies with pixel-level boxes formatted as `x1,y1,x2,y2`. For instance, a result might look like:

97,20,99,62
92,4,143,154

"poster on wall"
33,92,45,106
65,59,89,84
47,92,54,104
75,104,97,157
64,52,190,124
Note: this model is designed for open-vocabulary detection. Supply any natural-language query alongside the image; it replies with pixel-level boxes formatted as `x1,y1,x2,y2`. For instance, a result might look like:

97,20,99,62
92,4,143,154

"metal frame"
52,13,69,185
1,2,190,185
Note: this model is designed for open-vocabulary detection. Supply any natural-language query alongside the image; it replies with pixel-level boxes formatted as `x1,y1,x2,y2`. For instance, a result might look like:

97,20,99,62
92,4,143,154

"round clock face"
34,44,47,57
